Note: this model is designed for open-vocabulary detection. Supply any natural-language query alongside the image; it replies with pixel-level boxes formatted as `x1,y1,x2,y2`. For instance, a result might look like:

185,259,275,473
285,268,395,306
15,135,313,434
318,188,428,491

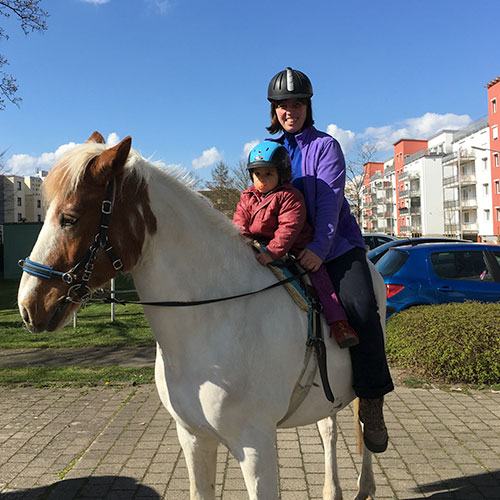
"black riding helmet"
267,67,313,102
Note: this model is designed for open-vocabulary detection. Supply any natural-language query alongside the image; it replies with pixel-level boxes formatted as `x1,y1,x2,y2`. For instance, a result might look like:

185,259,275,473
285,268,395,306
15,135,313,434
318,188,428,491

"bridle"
19,179,123,304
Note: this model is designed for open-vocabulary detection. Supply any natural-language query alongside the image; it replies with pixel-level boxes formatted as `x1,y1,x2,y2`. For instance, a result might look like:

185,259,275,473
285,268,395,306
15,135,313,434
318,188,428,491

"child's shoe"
330,320,359,348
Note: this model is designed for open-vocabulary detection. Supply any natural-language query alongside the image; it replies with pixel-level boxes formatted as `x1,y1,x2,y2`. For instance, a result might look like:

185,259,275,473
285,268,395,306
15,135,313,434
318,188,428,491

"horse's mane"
43,141,241,240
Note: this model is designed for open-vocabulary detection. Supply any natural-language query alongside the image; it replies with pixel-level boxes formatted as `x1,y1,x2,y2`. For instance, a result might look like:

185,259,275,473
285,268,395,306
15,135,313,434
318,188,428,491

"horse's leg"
355,445,375,500
230,426,279,500
317,416,343,500
176,424,219,500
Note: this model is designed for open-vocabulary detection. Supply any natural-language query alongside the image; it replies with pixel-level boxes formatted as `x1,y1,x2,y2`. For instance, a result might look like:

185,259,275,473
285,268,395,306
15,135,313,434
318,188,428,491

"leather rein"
19,179,307,307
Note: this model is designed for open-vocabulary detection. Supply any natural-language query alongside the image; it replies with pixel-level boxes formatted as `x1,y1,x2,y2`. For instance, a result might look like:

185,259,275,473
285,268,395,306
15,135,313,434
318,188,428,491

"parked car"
362,233,398,250
367,237,467,264
375,242,500,319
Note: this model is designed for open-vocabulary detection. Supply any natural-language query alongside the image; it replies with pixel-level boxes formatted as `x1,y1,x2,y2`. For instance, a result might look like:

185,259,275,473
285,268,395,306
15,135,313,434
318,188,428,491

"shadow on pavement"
404,470,500,500
1,475,162,499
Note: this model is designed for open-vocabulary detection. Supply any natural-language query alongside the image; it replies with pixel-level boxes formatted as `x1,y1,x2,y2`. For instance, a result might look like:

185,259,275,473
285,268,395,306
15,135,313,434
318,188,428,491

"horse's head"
18,132,157,333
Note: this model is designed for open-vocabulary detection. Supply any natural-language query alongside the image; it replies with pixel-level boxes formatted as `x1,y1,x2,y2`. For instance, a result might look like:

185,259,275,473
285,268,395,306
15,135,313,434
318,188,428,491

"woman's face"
251,167,279,194
275,99,307,134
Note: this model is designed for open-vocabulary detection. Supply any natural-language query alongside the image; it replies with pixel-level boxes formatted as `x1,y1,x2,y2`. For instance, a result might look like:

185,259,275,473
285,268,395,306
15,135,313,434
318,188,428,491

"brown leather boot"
330,320,359,348
359,397,388,453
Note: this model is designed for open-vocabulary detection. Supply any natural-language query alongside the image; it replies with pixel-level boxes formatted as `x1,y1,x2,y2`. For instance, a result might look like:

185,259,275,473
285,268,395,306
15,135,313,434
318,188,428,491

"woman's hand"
298,248,323,272
256,251,274,267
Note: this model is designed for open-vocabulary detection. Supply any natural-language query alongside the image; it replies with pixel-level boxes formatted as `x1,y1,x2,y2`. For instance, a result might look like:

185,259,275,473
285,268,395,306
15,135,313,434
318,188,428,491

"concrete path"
1,382,499,499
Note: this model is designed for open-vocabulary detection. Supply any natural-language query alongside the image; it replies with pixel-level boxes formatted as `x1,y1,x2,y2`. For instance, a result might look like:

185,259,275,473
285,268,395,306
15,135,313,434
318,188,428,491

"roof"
485,76,500,89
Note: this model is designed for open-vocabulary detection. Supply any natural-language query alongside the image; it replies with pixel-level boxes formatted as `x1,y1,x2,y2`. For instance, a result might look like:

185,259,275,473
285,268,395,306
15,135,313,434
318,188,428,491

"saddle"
252,242,335,406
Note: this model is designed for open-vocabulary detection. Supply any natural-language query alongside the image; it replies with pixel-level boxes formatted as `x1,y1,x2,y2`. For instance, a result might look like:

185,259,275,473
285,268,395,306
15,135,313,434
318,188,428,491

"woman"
266,67,394,453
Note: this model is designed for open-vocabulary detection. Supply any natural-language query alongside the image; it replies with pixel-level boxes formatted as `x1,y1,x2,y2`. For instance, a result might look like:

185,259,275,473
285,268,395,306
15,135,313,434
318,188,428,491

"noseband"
19,179,123,304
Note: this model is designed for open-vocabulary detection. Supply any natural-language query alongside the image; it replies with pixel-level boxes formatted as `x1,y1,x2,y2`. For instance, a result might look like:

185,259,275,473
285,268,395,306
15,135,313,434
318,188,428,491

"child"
233,141,358,348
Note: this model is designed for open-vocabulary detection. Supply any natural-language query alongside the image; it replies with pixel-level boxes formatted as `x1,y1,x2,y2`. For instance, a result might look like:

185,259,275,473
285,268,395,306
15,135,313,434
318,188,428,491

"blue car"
375,242,500,319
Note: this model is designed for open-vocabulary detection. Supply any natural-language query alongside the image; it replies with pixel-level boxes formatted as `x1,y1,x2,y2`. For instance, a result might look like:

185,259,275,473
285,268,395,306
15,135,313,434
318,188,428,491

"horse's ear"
87,131,106,144
87,136,132,184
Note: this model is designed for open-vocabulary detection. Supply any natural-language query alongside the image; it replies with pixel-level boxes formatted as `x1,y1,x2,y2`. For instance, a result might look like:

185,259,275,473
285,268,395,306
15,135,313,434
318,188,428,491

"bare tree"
204,161,241,217
231,159,252,192
345,141,378,224
0,0,49,109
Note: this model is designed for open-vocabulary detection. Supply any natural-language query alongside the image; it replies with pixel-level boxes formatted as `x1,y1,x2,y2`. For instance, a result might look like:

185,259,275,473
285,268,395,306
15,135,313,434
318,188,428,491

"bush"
386,302,500,385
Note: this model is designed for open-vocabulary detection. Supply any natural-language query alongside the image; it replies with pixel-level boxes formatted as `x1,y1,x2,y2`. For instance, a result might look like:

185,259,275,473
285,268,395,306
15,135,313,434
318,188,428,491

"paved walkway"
1,379,500,499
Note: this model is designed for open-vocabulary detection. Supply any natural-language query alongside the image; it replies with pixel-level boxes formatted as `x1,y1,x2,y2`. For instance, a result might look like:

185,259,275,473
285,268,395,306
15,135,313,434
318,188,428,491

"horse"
17,132,386,500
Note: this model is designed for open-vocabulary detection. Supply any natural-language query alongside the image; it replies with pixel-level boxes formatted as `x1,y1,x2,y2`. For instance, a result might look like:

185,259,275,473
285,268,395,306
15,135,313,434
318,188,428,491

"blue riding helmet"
247,141,292,183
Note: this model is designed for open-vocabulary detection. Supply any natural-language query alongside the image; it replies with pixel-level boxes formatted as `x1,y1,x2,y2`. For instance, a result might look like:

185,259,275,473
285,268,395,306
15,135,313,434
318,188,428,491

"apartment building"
361,75,500,242
0,171,47,225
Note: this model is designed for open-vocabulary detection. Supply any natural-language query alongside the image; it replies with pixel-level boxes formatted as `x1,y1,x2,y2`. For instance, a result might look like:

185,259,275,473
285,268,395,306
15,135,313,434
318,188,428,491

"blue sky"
1,0,499,182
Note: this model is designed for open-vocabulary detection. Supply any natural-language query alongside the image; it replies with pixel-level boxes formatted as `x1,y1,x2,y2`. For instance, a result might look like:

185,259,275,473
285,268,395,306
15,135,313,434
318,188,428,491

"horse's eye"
60,214,78,228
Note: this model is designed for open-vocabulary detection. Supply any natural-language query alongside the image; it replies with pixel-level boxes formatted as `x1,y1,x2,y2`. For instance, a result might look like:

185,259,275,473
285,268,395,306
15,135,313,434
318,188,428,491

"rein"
19,178,307,307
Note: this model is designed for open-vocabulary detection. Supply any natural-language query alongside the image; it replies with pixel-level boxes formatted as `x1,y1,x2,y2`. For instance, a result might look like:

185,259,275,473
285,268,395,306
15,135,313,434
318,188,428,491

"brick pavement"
0,384,499,499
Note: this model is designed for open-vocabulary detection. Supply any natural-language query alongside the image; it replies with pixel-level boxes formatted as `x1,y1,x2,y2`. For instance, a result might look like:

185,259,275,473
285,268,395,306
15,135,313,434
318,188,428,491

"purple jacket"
276,126,365,262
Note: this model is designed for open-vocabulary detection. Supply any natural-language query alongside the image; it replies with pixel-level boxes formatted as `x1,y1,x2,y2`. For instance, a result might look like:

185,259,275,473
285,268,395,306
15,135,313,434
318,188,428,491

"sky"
1,0,499,182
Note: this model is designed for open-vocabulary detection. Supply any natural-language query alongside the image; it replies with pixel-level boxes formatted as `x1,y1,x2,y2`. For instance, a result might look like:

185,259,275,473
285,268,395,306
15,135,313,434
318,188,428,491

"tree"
0,0,49,109
230,159,252,192
204,161,241,217
344,141,378,224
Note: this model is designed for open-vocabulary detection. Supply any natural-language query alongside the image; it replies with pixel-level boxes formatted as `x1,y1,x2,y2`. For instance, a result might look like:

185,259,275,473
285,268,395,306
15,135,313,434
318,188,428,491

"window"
492,98,497,114
497,208,500,222
483,183,489,196
37,215,42,222
496,180,500,194
494,153,499,167
17,213,22,222
16,181,21,190
483,157,488,170
431,251,490,281
484,209,490,221
37,200,41,208
493,126,499,140
17,197,22,206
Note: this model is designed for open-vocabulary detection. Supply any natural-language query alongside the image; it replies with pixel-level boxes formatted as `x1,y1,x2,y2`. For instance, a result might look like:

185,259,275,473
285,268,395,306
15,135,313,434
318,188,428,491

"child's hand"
256,252,274,266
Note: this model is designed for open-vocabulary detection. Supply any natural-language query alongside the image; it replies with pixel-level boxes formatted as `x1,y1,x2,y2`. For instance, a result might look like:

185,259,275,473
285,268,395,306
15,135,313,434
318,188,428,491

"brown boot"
330,320,359,348
359,397,388,453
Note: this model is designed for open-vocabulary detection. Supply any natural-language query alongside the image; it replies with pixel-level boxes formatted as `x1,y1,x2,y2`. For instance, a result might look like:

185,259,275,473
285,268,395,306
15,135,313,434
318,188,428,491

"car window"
430,250,491,281
376,250,409,277
363,236,374,249
376,236,389,247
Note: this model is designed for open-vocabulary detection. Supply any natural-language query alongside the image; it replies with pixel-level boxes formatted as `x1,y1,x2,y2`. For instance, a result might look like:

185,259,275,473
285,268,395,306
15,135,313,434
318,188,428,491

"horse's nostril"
21,306,30,325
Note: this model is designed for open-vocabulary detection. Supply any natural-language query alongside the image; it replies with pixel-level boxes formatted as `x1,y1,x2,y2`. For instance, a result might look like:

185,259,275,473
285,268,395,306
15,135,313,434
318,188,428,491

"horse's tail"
354,397,363,455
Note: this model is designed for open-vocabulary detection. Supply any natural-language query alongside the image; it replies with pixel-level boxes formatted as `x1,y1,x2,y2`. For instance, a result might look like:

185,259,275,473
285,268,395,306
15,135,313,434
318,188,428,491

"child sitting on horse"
233,141,358,349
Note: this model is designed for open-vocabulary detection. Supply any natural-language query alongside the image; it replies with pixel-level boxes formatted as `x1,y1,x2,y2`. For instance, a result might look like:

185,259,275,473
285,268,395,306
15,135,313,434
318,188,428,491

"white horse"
17,133,386,500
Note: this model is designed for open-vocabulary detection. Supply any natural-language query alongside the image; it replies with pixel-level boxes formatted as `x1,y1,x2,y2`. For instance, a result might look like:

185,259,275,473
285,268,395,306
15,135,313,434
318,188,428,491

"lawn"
1,276,155,348
0,275,155,385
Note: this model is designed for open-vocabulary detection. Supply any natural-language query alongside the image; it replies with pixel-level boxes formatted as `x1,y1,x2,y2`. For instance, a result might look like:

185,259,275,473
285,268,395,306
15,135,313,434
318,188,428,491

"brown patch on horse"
87,131,106,144
86,137,132,185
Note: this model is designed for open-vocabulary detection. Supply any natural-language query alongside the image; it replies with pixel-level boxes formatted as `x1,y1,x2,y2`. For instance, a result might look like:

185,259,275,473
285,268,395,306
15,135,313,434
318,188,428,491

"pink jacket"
233,184,313,261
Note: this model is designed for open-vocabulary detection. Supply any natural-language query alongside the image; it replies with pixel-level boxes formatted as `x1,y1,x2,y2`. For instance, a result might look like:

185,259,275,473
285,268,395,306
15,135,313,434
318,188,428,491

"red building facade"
486,77,500,237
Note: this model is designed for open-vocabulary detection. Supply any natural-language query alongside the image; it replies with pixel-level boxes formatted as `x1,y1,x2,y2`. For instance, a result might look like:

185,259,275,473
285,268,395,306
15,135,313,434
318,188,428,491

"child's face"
252,167,279,194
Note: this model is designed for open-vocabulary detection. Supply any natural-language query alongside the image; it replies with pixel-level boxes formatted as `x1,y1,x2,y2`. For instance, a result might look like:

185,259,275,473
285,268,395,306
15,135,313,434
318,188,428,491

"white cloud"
4,132,122,176
326,124,357,156
146,0,173,14
242,139,260,161
360,112,472,152
107,132,120,146
326,112,473,158
6,142,78,176
192,147,222,170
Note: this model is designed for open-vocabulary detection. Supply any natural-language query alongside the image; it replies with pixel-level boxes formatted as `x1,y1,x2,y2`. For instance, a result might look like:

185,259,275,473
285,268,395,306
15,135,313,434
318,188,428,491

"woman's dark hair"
266,98,314,135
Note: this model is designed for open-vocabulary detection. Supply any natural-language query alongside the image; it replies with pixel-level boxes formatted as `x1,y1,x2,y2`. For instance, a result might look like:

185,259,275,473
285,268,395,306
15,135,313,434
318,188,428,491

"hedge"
386,301,500,384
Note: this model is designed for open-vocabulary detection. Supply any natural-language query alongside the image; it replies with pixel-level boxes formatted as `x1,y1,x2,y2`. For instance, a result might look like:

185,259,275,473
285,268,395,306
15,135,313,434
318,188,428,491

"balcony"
399,190,408,198
442,149,476,166
461,198,478,209
444,199,459,209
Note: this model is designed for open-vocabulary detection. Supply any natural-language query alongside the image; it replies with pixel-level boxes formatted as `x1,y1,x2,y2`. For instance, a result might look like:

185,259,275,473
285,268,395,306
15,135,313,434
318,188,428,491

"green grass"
0,277,155,385
0,366,154,387
0,277,155,348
